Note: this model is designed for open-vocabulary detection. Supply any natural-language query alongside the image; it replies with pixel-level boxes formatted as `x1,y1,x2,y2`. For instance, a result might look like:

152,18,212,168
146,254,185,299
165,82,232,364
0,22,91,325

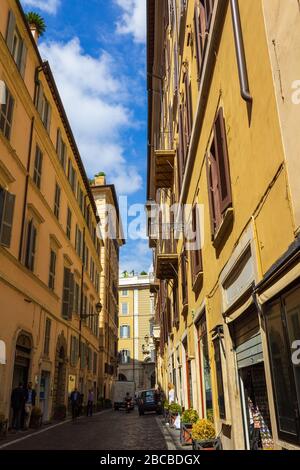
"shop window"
266,285,300,443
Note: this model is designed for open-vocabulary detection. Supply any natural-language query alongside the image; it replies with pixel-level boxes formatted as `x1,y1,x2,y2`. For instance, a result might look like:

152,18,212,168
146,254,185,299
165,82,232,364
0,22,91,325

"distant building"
91,175,125,401
118,273,156,391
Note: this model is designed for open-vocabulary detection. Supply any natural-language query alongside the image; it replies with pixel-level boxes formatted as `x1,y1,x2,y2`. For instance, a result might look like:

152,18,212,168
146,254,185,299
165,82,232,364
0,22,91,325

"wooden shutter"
204,0,214,28
206,149,222,237
19,41,27,78
46,103,51,133
194,4,202,80
173,280,179,326
25,220,36,271
181,249,188,306
62,267,70,318
214,108,232,214
184,72,193,144
6,10,16,54
0,189,15,248
56,128,62,159
191,204,203,282
36,82,44,115
68,272,74,319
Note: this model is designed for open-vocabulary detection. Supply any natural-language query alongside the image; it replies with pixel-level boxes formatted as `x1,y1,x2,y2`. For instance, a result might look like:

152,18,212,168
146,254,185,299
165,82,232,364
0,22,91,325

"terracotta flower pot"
180,423,193,445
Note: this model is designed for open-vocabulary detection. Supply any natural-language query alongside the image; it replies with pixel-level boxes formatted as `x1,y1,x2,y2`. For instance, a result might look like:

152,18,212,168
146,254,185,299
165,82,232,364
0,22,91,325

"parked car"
138,389,162,416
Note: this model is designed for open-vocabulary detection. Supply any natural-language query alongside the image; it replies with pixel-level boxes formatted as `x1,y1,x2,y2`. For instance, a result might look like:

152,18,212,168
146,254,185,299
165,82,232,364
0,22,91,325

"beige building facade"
0,0,102,423
118,274,156,391
91,175,125,401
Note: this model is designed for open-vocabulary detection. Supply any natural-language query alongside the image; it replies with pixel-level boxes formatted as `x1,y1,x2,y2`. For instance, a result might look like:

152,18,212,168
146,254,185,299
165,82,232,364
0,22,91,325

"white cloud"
115,0,146,43
39,38,143,194
22,0,60,14
120,241,152,273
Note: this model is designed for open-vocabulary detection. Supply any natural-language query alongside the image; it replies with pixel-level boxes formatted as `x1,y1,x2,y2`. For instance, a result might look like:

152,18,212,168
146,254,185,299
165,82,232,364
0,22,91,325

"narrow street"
0,410,169,451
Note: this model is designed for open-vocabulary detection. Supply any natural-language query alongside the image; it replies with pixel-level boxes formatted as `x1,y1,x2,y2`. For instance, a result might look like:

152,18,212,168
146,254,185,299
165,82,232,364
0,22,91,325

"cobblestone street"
0,410,169,451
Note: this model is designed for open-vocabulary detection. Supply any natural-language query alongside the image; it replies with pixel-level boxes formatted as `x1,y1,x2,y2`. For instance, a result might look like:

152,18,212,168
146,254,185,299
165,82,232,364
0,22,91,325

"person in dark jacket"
70,388,80,421
11,383,26,431
24,382,36,430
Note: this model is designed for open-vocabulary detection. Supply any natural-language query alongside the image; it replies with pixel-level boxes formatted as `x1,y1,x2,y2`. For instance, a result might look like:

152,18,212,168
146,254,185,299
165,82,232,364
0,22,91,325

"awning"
258,262,300,304
0,340,6,365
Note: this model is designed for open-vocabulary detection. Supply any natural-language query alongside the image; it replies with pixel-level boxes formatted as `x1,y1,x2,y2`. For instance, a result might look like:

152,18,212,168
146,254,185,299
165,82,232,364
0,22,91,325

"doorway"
239,363,273,450
40,371,50,422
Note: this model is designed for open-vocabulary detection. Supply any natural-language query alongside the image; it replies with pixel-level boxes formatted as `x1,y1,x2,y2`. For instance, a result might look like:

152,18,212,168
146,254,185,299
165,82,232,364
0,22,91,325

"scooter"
125,399,131,413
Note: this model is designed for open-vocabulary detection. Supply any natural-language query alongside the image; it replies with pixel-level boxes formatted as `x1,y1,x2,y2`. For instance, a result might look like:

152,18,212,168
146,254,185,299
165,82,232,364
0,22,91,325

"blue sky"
21,0,152,274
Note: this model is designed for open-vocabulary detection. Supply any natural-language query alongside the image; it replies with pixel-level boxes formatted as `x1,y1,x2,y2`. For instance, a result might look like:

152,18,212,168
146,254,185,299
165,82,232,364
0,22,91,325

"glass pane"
266,300,297,435
284,287,300,411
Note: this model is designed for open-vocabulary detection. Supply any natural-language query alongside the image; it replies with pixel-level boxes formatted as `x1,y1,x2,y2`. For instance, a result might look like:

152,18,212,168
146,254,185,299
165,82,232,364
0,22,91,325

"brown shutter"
6,10,16,54
214,108,232,214
191,204,203,281
206,154,216,238
181,249,188,306
200,1,207,50
62,267,70,318
36,82,44,115
194,3,202,80
19,41,27,78
68,272,74,319
184,72,193,143
0,189,15,247
205,0,214,28
46,104,51,133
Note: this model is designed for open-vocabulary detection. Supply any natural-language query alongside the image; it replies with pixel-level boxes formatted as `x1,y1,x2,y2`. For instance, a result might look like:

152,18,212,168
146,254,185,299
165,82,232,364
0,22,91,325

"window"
56,129,67,171
44,318,51,356
206,108,232,237
0,84,14,140
0,186,15,248
74,281,80,315
190,204,203,286
121,290,128,297
84,245,89,272
68,159,77,193
181,249,188,306
120,350,130,364
214,338,226,419
266,285,300,443
77,185,84,213
194,1,215,79
172,280,179,326
80,342,87,369
184,71,193,146
70,336,79,367
54,183,61,219
75,225,82,258
66,207,72,240
121,303,128,315
120,325,130,339
197,315,213,419
62,267,74,319
33,146,43,189
48,249,56,291
25,219,37,271
6,11,27,77
36,83,51,132
93,352,97,375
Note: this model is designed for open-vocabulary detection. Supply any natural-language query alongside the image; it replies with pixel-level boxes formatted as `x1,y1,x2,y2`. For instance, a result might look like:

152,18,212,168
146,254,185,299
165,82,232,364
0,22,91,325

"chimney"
29,24,39,43
94,174,106,186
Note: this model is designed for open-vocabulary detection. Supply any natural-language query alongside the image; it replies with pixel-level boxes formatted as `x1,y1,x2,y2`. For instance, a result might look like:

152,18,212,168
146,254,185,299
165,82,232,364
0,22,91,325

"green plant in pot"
180,409,199,445
191,419,217,450
25,12,46,37
169,403,182,415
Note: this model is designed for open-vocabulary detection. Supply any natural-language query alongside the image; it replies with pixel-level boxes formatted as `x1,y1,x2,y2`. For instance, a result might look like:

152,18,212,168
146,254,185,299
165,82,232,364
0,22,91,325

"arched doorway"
118,374,127,382
12,332,32,390
53,333,67,413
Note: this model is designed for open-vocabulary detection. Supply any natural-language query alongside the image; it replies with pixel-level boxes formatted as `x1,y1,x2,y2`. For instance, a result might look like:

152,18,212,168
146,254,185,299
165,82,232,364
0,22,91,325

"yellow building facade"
0,0,102,423
118,274,156,391
91,175,125,401
147,0,300,450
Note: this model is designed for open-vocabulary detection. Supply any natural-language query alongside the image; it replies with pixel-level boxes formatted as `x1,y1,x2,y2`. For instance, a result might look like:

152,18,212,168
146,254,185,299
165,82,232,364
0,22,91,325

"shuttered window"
44,318,51,356
181,249,188,306
191,204,203,284
214,338,226,419
48,249,56,291
54,183,61,219
6,10,27,78
70,336,79,367
93,352,98,374
56,129,67,171
206,108,232,237
0,84,14,140
66,207,72,240
25,219,37,271
75,225,83,258
184,72,193,145
62,267,74,319
36,83,51,132
33,146,43,189
0,186,15,248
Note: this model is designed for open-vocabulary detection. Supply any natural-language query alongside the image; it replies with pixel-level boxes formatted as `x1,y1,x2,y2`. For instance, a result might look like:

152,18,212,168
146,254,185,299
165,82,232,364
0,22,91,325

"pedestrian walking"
24,382,36,430
70,387,80,421
87,389,94,417
11,383,26,431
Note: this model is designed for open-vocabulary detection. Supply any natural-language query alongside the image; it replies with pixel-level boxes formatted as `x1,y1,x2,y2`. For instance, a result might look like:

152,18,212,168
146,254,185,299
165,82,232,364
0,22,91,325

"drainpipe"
18,66,42,261
230,0,252,103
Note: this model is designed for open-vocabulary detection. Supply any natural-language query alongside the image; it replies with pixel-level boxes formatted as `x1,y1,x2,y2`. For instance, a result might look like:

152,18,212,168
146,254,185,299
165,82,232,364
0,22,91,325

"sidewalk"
155,416,193,451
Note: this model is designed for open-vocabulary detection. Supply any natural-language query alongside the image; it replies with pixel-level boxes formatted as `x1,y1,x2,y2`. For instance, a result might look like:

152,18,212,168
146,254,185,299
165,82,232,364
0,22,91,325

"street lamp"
80,301,102,320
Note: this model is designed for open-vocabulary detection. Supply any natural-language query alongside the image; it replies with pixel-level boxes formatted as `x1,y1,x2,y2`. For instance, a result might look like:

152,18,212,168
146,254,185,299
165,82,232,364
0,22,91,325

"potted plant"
30,407,43,428
180,409,199,445
25,12,46,37
168,403,182,427
191,419,221,450
0,414,8,439
53,404,67,421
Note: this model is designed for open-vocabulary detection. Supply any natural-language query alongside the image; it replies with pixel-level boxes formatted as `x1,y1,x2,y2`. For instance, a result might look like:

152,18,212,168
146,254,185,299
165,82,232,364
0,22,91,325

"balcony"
155,235,178,280
154,149,175,192
149,278,159,294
